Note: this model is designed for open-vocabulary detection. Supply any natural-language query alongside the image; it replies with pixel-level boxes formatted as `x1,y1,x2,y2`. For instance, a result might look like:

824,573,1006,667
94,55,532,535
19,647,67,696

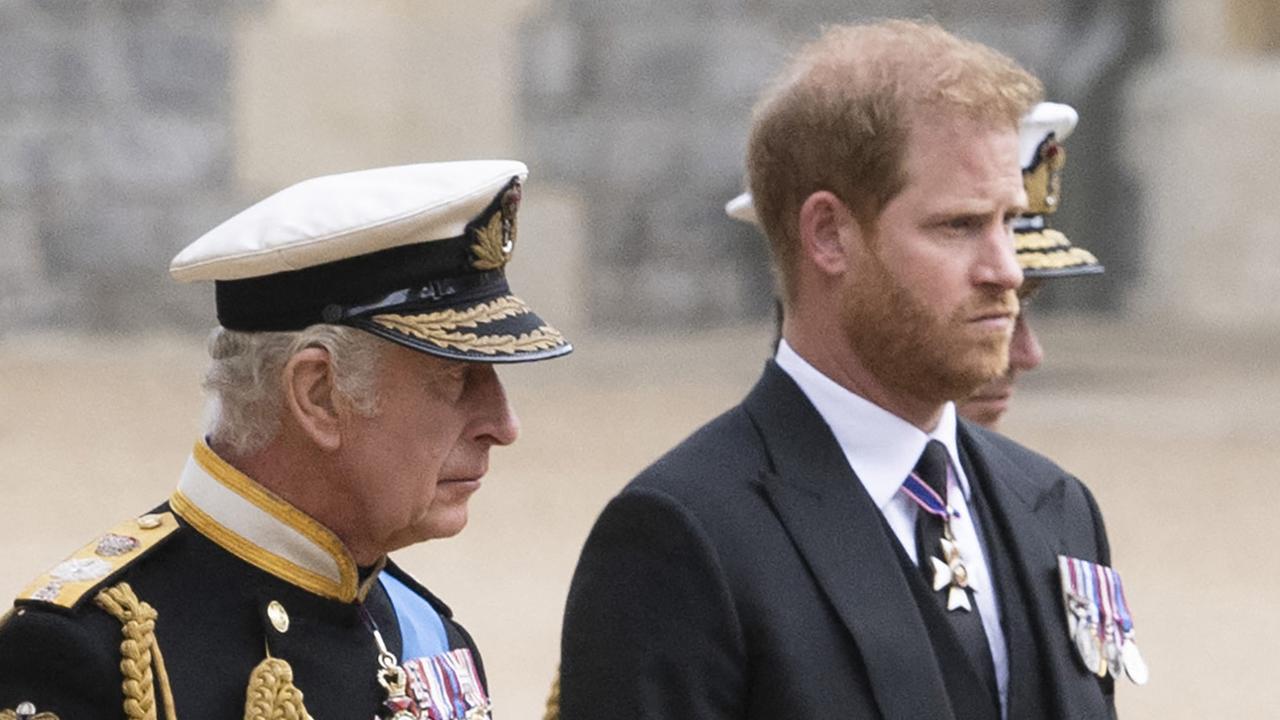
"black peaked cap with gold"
170,160,571,362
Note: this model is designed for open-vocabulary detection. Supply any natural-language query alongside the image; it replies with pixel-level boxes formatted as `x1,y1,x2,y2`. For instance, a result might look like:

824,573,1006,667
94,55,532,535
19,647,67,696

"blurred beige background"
2,1,1278,718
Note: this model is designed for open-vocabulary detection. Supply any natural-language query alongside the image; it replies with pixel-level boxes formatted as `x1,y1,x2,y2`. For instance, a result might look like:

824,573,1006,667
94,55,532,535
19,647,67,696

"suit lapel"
744,363,955,720
958,424,1111,719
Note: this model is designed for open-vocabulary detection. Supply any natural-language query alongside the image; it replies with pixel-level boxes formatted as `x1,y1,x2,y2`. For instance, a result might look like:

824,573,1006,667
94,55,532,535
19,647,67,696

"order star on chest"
929,536,974,611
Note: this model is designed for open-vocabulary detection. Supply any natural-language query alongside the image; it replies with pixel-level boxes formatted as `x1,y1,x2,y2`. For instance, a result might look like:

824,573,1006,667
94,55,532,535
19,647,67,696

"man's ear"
282,347,342,451
797,191,860,277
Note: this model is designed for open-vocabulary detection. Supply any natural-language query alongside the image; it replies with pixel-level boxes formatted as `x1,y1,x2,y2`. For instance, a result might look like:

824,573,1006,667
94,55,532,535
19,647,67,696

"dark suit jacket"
560,362,1115,719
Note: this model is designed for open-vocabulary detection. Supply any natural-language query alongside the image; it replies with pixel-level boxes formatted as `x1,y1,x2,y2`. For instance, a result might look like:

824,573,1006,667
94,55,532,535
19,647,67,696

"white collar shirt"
775,340,1009,717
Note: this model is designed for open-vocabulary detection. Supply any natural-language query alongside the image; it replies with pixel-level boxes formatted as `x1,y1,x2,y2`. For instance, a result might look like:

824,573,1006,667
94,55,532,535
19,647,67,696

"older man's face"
958,280,1046,427
338,343,520,554
838,114,1025,405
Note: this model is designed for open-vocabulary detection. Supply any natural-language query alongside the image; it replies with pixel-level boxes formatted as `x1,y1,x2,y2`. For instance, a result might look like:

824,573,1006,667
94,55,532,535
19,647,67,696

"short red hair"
747,19,1043,300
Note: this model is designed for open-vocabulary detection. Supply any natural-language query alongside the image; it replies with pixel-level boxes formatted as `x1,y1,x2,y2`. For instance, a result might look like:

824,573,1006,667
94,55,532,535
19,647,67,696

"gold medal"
362,605,421,719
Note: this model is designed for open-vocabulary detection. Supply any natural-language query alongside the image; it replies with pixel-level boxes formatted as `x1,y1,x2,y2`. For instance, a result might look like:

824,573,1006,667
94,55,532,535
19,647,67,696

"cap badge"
1023,135,1066,215
470,182,521,271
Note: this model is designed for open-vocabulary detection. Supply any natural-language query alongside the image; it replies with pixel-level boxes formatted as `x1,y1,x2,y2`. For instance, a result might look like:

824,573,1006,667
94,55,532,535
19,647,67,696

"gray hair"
202,324,385,457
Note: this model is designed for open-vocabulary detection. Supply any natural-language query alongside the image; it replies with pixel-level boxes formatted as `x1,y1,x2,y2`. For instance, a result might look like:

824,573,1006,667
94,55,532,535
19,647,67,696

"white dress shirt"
775,340,1009,716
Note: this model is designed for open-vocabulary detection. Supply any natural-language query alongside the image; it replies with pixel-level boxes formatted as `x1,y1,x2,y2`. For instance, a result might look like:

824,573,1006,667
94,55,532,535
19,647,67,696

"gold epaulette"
17,512,179,610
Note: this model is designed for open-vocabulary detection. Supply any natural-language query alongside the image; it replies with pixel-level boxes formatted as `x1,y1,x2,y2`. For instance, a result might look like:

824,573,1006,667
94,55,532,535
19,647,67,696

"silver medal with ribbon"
1057,555,1147,685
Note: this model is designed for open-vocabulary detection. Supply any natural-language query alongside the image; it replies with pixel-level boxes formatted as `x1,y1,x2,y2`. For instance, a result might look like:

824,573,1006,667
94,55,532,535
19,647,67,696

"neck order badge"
900,448,973,612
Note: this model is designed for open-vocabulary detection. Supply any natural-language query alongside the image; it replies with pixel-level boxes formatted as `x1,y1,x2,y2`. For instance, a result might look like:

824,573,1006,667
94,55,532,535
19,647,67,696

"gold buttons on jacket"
267,601,290,633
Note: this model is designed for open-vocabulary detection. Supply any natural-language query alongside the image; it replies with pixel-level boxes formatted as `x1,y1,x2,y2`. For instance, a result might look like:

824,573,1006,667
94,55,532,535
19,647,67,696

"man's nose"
973,224,1024,292
472,367,520,446
1008,313,1045,373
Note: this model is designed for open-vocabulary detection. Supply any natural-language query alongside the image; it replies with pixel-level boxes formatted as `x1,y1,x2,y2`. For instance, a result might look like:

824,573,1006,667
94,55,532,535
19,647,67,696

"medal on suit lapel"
901,474,973,612
1058,556,1148,685
1110,565,1148,685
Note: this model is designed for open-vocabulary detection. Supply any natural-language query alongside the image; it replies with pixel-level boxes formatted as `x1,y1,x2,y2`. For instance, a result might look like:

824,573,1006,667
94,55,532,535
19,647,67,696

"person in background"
727,101,1104,429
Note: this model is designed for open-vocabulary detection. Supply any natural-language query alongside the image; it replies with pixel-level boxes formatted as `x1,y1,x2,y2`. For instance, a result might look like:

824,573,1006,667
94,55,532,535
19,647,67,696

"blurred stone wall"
1125,0,1280,331
519,0,1159,327
8,2,1278,335
231,0,536,192
227,0,584,334
0,1,245,333
0,1,571,336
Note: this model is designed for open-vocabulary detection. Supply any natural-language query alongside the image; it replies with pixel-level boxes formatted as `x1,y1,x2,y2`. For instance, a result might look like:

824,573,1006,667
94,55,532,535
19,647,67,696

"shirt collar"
774,340,971,510
170,440,378,603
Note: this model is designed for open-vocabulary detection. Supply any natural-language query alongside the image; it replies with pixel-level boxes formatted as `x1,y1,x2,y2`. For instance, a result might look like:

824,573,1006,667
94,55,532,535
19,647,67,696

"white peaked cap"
171,160,529,281
1019,102,1078,170
167,159,572,363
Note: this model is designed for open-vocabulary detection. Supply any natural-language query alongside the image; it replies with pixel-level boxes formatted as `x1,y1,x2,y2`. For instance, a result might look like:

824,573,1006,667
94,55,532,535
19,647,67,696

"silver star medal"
930,537,973,611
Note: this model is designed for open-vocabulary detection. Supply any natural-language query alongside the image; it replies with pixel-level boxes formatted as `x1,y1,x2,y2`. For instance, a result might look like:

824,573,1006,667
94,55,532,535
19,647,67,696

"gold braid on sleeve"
94,583,178,720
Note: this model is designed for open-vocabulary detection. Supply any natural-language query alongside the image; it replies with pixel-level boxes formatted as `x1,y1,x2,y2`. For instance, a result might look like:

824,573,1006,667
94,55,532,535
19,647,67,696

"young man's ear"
283,347,342,451
797,190,860,277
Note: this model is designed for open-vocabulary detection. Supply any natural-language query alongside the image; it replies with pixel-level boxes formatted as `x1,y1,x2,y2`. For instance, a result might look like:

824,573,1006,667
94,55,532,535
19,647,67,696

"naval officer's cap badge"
1013,102,1105,279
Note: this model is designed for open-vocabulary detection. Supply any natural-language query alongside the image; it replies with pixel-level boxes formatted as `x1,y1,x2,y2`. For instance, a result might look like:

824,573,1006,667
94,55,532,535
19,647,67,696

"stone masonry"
0,1,246,334
519,0,1159,327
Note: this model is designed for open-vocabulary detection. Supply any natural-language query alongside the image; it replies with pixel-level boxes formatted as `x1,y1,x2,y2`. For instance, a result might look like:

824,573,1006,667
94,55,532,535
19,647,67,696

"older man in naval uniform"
0,161,570,719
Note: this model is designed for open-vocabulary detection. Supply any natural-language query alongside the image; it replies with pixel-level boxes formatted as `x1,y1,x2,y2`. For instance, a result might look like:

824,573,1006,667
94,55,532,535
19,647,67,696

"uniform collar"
170,440,380,603
774,340,972,510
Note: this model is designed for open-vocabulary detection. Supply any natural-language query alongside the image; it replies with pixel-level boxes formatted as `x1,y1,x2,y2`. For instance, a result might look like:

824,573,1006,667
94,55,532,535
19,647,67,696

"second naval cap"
1015,102,1103,278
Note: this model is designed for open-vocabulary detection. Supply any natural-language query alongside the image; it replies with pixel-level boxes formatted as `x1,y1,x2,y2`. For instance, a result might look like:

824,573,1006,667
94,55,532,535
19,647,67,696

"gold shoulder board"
16,512,179,610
